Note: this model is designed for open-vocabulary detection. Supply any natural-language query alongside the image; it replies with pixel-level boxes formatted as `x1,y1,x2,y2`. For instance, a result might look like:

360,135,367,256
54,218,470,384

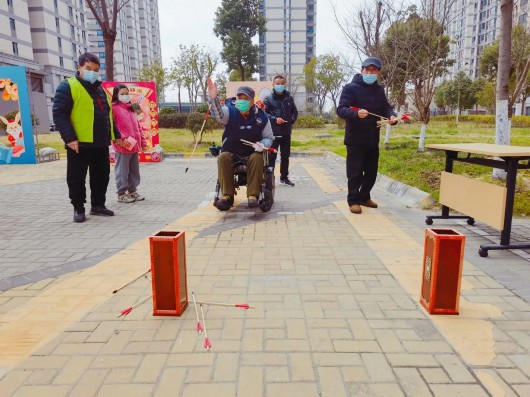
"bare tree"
333,0,413,143
189,49,219,104
409,0,454,151
332,0,393,61
84,0,130,81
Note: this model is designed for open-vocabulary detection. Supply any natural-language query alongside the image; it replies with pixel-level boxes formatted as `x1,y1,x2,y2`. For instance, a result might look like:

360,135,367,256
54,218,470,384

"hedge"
158,113,189,129
294,115,326,128
430,115,530,128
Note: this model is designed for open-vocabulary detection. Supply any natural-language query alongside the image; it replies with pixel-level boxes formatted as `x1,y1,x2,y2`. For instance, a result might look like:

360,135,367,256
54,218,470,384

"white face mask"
118,95,130,103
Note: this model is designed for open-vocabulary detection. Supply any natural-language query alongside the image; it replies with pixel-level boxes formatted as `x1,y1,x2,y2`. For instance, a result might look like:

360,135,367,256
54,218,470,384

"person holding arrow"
206,77,273,211
336,57,398,214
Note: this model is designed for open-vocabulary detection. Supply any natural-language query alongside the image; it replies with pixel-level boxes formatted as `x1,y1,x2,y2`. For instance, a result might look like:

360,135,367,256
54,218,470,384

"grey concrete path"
1,155,530,396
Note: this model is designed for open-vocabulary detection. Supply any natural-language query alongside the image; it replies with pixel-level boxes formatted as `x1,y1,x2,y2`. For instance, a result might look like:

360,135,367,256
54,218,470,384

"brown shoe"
248,195,258,208
361,199,378,208
349,204,362,214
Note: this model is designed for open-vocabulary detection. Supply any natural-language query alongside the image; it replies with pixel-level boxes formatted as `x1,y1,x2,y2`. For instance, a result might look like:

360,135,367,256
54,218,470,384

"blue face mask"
235,99,251,113
362,74,378,85
274,85,285,94
82,70,99,84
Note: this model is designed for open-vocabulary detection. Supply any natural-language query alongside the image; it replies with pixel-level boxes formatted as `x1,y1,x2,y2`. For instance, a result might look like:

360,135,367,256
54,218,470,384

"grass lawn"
34,120,530,216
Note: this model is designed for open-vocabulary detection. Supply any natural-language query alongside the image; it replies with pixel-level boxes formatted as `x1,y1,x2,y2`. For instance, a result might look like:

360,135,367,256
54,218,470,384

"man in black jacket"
264,75,298,186
336,57,397,214
53,52,121,223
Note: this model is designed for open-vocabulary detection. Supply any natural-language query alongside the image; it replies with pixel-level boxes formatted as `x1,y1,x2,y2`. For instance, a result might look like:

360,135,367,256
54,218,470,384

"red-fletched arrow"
117,295,151,318
195,300,254,309
191,291,203,334
199,304,212,350
118,307,132,317
401,112,412,121
350,106,388,120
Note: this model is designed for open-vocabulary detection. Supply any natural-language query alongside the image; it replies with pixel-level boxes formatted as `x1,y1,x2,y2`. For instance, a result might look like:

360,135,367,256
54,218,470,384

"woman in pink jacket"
111,84,147,203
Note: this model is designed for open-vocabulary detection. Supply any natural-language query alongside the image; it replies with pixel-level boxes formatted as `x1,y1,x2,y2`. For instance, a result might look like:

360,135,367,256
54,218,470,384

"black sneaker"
280,177,295,187
90,206,115,216
73,208,86,223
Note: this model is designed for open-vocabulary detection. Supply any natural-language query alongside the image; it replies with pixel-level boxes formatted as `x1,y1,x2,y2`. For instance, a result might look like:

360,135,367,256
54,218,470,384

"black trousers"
66,146,110,209
346,144,379,205
270,134,291,178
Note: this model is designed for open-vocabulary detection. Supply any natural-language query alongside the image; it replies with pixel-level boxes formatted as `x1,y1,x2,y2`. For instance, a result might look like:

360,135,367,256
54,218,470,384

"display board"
0,66,37,164
102,81,162,162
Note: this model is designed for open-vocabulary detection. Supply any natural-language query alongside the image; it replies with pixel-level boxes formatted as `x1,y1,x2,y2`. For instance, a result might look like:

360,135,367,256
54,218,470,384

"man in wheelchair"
206,77,273,211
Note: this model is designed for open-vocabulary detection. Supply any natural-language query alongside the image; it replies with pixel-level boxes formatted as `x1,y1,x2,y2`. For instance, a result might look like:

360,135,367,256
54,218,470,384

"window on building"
54,0,58,9
101,63,106,69
12,42,18,55
59,56,64,67
70,25,75,37
58,37,62,49
72,43,76,55
30,76,44,93
68,6,73,17
519,14,527,25
82,30,86,43
99,52,105,59
80,14,84,25
9,18,15,32
526,106,530,116
97,30,103,36
98,41,104,47
56,17,60,32
7,0,13,5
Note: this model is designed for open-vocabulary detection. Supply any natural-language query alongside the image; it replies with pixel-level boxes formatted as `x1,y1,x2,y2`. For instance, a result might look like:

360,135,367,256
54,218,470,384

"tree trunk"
178,89,182,113
418,123,427,152
521,93,528,115
384,124,391,145
104,35,115,81
493,0,513,180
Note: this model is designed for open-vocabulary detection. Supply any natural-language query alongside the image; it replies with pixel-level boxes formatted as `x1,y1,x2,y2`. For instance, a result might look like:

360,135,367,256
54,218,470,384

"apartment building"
0,0,162,124
438,0,530,114
259,0,316,111
0,0,52,131
86,0,161,83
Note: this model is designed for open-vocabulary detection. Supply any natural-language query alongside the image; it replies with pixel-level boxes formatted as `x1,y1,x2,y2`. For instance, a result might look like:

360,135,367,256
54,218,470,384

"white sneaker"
117,194,135,203
129,192,145,201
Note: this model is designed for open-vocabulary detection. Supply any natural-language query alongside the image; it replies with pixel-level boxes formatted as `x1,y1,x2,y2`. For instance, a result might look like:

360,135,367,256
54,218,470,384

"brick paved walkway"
1,156,530,396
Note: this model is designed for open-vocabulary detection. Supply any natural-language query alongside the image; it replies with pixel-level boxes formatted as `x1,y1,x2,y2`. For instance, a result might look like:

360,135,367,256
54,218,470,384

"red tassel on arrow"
117,295,151,318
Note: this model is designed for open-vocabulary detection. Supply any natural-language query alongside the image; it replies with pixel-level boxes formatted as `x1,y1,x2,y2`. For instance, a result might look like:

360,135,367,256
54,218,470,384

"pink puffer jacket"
111,102,147,153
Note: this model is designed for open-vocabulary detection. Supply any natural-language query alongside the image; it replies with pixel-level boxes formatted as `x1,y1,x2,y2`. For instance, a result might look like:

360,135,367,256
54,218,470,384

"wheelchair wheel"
213,180,220,207
259,169,275,212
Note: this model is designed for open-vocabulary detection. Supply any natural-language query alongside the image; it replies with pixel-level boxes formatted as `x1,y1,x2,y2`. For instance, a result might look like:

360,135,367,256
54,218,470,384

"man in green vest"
53,52,122,223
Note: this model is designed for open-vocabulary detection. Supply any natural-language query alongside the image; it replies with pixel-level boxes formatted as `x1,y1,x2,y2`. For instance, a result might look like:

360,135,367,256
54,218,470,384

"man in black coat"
264,75,298,186
53,52,121,223
336,57,397,214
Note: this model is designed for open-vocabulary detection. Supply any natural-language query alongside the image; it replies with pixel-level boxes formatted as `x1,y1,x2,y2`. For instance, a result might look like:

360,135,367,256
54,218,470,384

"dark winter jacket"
336,74,395,147
221,98,270,156
52,73,120,148
264,90,298,136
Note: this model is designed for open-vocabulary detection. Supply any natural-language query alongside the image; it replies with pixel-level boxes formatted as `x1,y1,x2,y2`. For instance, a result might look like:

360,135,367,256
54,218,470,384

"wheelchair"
209,143,275,212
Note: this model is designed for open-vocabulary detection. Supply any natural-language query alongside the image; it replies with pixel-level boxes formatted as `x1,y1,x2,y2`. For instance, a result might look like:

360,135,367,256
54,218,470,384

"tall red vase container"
149,231,188,316
420,228,465,315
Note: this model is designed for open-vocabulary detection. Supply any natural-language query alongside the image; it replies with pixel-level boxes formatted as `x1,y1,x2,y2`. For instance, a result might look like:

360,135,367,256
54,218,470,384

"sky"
157,0,356,102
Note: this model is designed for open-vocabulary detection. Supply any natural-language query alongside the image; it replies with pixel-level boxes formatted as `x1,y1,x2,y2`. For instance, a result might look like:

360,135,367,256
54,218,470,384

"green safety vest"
66,77,115,142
